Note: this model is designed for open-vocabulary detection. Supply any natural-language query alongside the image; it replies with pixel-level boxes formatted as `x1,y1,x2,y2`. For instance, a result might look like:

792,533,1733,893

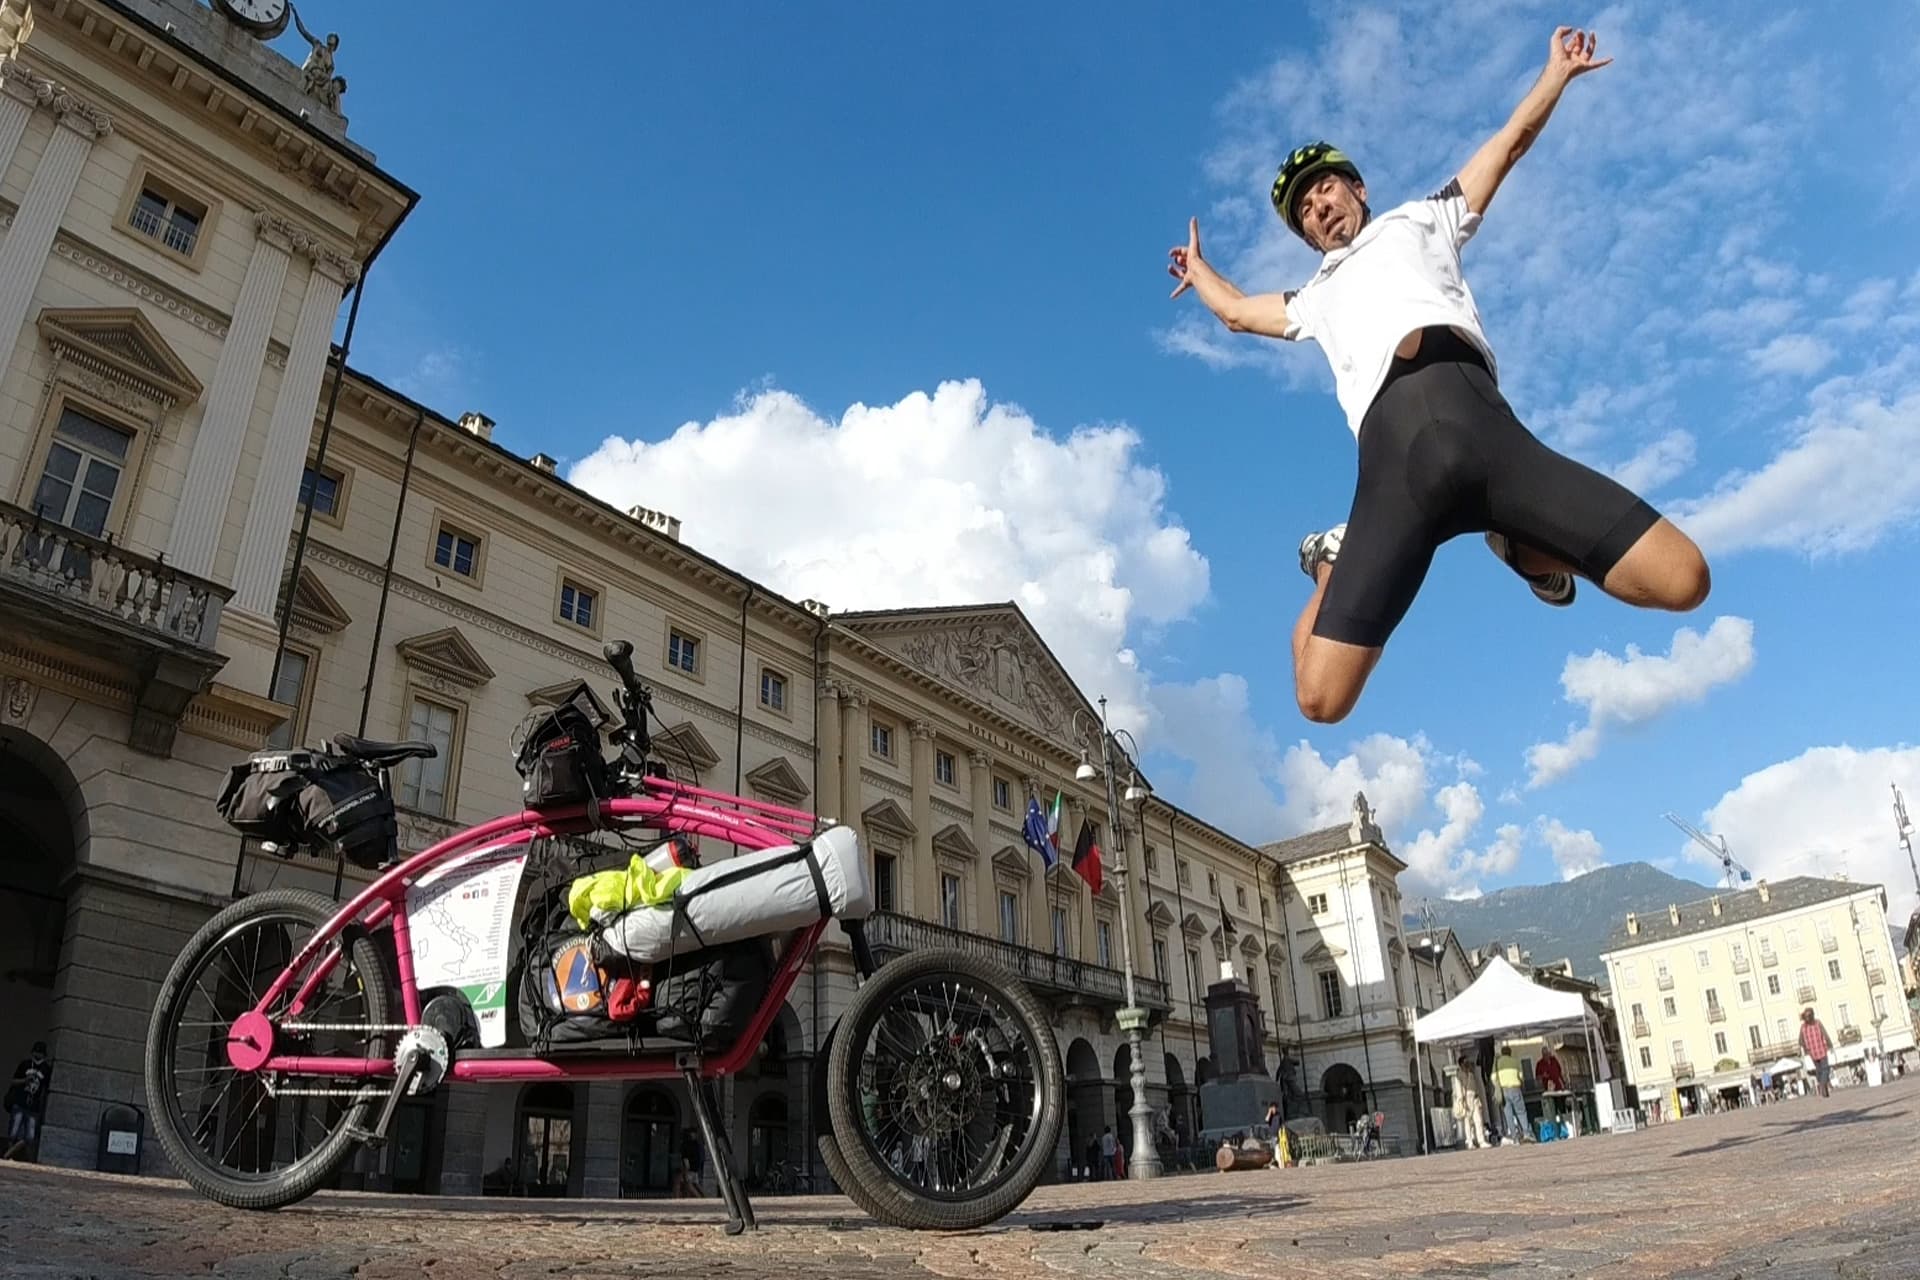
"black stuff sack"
513,685,609,808
215,749,398,870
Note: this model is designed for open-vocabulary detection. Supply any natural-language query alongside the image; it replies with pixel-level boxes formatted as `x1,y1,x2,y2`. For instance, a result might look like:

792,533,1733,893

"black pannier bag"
514,880,774,1051
512,684,610,808
215,748,398,870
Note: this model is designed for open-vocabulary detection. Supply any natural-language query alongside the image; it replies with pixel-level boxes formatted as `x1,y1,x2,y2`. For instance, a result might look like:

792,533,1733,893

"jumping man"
1168,27,1710,724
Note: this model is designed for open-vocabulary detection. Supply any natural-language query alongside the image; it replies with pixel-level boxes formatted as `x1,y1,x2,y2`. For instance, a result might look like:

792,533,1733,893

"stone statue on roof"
291,4,344,111
1350,790,1383,846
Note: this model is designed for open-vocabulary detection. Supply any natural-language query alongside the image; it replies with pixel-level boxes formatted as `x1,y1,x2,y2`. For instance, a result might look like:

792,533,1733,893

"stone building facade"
0,0,1438,1196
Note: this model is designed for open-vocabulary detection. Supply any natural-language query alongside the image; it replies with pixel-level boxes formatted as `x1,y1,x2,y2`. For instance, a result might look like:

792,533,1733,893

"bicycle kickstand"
681,1061,755,1235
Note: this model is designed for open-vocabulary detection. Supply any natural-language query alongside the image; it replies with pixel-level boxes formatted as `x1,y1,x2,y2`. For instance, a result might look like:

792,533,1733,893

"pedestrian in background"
1797,1008,1833,1099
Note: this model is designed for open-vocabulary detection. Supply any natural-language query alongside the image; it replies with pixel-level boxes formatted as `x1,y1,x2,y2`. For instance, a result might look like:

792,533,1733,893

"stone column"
815,680,842,822
231,236,357,619
908,719,936,922
969,749,998,938
0,63,49,191
579,1081,624,1199
0,78,108,495
166,214,295,577
838,688,867,851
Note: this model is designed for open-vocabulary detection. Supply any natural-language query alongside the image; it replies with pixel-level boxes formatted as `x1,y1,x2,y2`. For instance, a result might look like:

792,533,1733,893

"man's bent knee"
1604,519,1711,612
1296,680,1357,725
1294,637,1380,724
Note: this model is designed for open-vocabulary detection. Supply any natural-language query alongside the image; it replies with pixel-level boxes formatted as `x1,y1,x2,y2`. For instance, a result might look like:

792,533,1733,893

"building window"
431,518,483,580
1739,980,1754,1003
1662,996,1677,1018
1639,1046,1652,1069
1235,885,1248,910
1776,1017,1789,1041
1317,970,1343,1020
30,406,132,537
1152,938,1168,982
1838,1002,1851,1028
1146,846,1159,873
1827,958,1842,982
1307,892,1329,915
870,722,893,759
1176,858,1191,888
999,891,1018,944
298,463,342,519
395,695,459,816
1669,1039,1686,1066
1766,974,1782,996
992,777,1011,810
1187,948,1202,999
1713,1031,1728,1056
759,668,787,712
935,750,956,786
1052,907,1069,957
873,854,897,912
1696,947,1711,970
667,629,700,674
263,648,312,750
127,175,206,258
1096,920,1113,968
941,873,961,929
1875,993,1890,1020
1731,941,1748,966
1748,1025,1763,1050
1630,1001,1645,1025
557,579,597,631
1621,962,1638,988
1787,928,1802,952
1207,871,1218,896
1705,988,1721,1013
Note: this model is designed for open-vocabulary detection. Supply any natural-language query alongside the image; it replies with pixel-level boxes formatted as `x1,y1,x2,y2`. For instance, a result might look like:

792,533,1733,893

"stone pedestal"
1195,972,1278,1137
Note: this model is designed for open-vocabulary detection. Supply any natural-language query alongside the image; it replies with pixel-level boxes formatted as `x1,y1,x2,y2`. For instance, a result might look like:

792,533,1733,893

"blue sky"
285,2,1919,918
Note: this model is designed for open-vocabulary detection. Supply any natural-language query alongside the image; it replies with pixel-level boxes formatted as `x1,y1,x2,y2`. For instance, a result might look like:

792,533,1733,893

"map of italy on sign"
406,844,532,1048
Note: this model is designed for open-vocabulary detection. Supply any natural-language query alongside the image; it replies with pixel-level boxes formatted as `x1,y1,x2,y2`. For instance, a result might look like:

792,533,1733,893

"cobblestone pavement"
4,1076,1916,1279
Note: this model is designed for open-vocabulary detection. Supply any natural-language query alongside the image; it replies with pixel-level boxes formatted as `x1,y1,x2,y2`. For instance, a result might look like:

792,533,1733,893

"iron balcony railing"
1631,1019,1651,1039
1732,956,1751,974
1821,935,1839,954
1707,1005,1727,1023
0,499,227,650
1672,1060,1694,1080
1866,967,1886,987
864,911,1172,1012
1760,949,1778,968
1750,1040,1800,1067
129,201,200,255
1839,1025,1862,1045
1796,985,1817,1005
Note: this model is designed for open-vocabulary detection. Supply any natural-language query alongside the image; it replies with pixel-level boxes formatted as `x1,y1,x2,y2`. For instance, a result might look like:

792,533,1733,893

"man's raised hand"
1547,26,1611,81
1168,217,1202,299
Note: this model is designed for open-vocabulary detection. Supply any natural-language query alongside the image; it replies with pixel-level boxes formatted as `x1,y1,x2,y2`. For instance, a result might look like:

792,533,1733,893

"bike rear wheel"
144,889,396,1210
826,948,1062,1230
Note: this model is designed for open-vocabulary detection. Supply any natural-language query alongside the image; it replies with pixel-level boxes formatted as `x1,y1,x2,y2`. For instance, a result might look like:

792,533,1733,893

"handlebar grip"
604,639,638,686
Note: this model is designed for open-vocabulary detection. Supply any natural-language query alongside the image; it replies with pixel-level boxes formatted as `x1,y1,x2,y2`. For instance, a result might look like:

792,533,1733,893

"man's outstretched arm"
1457,26,1612,216
1167,217,1295,339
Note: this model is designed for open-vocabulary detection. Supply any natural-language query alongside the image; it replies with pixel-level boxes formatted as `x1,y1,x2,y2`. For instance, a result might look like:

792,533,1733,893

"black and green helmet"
1270,142,1364,237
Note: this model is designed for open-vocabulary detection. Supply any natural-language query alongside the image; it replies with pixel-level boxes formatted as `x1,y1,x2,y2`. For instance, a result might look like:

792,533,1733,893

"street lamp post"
1073,696,1161,1180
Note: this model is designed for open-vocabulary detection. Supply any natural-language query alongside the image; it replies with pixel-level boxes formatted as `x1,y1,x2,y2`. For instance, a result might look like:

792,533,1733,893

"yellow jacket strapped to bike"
567,853,688,930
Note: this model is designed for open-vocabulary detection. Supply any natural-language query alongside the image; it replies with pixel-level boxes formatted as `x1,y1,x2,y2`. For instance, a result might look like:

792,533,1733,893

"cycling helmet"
1270,142,1364,238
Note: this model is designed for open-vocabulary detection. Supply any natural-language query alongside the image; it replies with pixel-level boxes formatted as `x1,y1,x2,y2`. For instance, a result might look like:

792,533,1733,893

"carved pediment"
932,823,979,860
992,843,1033,878
1300,939,1347,964
655,721,721,773
287,566,350,635
863,798,914,837
1145,900,1176,929
395,627,493,688
526,680,615,727
745,757,809,806
38,306,203,406
837,604,1105,754
1180,912,1206,940
1239,932,1264,958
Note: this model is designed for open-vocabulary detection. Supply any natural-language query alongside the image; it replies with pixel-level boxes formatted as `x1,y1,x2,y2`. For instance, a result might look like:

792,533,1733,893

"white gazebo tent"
1412,955,1615,1146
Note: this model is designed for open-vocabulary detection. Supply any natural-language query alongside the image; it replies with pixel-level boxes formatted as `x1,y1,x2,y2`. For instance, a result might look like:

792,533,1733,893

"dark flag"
1071,819,1104,896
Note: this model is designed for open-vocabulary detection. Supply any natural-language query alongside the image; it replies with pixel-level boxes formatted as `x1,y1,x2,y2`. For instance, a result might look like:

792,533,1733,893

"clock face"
214,0,291,38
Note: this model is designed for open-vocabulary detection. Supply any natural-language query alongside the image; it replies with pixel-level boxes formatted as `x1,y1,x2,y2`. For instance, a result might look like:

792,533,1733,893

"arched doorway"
621,1087,677,1197
515,1083,576,1197
1163,1053,1194,1143
1322,1064,1366,1135
1111,1043,1134,1140
0,726,81,1162
746,1094,788,1188
1064,1037,1105,1176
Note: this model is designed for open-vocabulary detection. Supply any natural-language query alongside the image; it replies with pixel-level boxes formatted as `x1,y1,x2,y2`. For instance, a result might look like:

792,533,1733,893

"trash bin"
96,1103,144,1175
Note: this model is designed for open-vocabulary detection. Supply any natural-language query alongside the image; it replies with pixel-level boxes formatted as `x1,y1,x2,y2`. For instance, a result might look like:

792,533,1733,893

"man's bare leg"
1292,562,1383,724
1499,518,1710,611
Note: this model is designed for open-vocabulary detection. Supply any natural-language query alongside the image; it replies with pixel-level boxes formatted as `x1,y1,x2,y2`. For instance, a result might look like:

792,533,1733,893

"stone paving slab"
2,1076,1916,1278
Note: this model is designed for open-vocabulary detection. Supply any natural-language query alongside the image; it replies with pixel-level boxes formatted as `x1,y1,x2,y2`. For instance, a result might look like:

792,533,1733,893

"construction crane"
1664,812,1753,891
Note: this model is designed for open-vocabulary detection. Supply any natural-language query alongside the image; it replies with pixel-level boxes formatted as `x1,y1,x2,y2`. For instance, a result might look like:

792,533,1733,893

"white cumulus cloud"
1526,616,1756,788
1697,745,1920,929
1541,819,1608,881
567,379,1209,735
1749,334,1837,378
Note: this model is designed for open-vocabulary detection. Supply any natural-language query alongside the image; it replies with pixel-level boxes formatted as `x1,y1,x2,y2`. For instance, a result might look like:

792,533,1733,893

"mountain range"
1403,862,1721,987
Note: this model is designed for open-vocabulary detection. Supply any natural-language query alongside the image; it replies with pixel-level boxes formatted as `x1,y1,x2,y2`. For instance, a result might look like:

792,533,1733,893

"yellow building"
1600,877,1916,1114
0,0,1442,1196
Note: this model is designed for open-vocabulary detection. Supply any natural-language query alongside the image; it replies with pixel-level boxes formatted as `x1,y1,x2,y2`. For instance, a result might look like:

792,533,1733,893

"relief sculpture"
899,623,1068,736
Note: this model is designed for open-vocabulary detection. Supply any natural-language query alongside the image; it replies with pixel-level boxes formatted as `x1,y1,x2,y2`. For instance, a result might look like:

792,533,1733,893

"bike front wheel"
144,889,396,1210
826,948,1063,1230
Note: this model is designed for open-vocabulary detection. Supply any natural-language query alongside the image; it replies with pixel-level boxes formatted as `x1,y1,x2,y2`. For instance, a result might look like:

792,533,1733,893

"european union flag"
1023,795,1058,870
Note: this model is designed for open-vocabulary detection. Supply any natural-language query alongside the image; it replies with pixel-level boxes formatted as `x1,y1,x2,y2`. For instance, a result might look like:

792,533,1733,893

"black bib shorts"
1311,326,1662,649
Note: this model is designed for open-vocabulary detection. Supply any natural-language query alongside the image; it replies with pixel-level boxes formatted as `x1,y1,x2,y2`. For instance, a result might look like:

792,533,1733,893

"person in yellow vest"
1493,1044,1531,1143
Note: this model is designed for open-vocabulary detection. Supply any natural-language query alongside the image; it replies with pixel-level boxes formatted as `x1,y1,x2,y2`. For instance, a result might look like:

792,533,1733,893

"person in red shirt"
1536,1046,1566,1094
1797,1008,1832,1098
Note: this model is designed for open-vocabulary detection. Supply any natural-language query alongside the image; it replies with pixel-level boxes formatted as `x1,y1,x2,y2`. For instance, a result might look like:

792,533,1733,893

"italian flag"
1047,790,1063,852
